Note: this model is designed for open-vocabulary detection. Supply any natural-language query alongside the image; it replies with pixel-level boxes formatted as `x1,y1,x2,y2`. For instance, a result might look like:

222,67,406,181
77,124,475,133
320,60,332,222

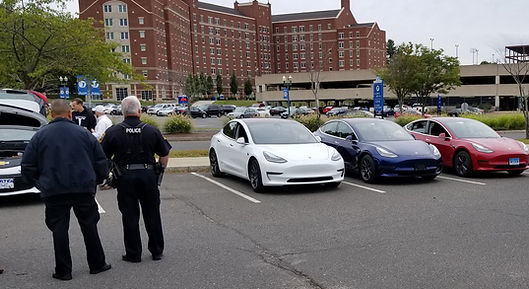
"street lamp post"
282,75,293,117
59,76,68,99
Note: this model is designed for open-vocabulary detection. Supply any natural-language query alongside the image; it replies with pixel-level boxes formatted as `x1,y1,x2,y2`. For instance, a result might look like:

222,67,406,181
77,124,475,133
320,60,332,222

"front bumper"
376,157,443,178
261,161,345,186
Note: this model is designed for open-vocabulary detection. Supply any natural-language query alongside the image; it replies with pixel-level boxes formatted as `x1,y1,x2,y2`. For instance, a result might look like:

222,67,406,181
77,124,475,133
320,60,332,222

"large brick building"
79,0,386,100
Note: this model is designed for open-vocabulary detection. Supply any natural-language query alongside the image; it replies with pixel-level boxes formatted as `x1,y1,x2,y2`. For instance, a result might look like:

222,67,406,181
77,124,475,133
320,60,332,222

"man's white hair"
121,95,141,116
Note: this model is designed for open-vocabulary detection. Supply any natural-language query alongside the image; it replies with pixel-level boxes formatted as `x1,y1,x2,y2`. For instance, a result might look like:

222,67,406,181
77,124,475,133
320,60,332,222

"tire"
360,155,377,183
248,159,264,193
454,151,473,177
507,170,524,176
202,113,207,118
239,115,244,119
217,112,222,118
209,150,223,177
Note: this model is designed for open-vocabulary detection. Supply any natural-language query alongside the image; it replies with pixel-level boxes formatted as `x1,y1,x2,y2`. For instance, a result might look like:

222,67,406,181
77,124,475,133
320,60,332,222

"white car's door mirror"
236,137,246,144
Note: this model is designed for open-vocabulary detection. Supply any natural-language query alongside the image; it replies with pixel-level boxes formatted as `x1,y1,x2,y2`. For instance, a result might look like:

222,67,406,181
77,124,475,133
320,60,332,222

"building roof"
198,1,244,16
346,22,375,28
506,45,529,55
272,9,341,23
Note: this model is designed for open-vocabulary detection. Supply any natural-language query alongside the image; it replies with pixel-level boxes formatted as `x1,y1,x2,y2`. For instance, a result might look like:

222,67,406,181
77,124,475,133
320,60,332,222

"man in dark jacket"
71,98,97,131
21,99,111,281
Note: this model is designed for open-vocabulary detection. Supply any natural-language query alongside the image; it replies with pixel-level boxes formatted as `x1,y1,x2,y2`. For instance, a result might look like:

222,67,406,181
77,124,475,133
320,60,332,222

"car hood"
0,103,48,127
256,143,334,161
467,137,527,154
365,140,434,157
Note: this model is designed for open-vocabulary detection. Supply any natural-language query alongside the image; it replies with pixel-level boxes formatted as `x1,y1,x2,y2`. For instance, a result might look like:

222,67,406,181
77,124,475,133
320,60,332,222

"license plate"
0,178,14,189
509,158,520,166
415,164,426,171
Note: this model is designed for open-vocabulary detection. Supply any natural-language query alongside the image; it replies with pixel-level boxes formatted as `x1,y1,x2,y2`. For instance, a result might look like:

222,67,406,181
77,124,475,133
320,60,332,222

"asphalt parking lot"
2,170,529,289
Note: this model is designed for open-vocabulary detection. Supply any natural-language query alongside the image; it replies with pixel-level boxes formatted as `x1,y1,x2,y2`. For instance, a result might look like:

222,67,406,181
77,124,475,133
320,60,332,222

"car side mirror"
236,137,247,144
438,133,449,140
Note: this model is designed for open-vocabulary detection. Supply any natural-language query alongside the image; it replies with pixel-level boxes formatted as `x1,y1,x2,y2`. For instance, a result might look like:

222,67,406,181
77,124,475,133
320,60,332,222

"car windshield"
353,121,414,141
442,119,499,138
0,128,36,141
247,121,318,144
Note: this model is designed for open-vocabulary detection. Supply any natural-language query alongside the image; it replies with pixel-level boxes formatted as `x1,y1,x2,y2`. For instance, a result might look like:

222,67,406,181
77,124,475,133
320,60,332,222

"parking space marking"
343,181,386,194
437,176,486,186
96,198,106,214
191,173,261,204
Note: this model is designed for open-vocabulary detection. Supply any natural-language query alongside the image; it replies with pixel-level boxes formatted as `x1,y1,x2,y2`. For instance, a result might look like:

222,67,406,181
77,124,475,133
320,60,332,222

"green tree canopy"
386,39,396,62
206,75,214,96
216,74,223,96
244,78,253,98
230,72,238,97
0,0,138,91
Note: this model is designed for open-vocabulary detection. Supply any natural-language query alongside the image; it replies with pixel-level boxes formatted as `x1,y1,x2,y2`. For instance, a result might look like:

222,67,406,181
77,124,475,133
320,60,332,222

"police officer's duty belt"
121,164,154,170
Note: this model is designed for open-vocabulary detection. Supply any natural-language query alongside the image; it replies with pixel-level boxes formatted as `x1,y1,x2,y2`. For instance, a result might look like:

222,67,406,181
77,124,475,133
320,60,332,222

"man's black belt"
121,164,154,170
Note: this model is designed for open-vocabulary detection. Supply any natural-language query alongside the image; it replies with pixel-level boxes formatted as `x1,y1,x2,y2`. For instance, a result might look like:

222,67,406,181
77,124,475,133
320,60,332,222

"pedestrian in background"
92,105,113,141
71,98,96,131
101,96,171,263
21,99,111,281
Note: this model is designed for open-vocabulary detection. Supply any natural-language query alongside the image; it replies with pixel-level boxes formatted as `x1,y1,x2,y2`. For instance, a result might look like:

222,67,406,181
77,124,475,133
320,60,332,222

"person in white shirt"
92,105,113,141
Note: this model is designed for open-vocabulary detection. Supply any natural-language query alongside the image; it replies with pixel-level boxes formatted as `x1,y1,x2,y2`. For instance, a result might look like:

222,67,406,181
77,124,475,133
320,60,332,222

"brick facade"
79,0,385,100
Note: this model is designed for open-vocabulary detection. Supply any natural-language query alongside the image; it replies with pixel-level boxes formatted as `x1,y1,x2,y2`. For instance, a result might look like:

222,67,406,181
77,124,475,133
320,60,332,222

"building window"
142,70,148,77
141,90,153,100
293,44,298,51
121,45,129,53
293,53,298,60
119,18,128,26
104,18,113,26
103,5,112,12
140,44,146,51
138,17,144,25
106,32,114,40
327,23,331,29
339,60,345,67
317,24,321,31
357,59,360,66
339,51,344,58
338,32,344,39
356,31,360,37
116,88,128,101
208,16,212,24
338,42,344,48
356,40,360,48
118,4,126,13
120,32,128,39
141,57,147,65
309,25,313,32
139,31,145,38
349,31,353,38
123,58,130,64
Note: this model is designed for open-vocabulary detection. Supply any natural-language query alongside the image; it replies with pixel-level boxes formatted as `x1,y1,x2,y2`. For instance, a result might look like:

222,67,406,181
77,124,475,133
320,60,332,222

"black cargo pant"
44,194,106,275
116,169,164,259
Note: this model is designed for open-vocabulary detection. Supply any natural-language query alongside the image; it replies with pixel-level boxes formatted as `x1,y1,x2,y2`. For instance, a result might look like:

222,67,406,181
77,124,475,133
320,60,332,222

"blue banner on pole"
65,87,70,99
77,75,88,96
59,87,65,99
90,80,101,96
437,94,442,111
283,87,289,100
373,77,384,116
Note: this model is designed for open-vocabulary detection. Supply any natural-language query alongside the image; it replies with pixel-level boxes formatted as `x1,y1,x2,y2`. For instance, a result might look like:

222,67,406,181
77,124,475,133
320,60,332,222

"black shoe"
52,272,72,281
152,254,163,261
90,263,112,274
122,255,141,263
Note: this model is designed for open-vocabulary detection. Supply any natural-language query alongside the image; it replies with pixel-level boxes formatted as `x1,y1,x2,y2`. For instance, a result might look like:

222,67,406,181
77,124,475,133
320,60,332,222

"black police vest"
117,121,151,165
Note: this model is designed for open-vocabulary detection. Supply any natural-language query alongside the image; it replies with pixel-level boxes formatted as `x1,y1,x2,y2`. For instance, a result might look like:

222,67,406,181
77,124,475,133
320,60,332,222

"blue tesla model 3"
314,118,443,183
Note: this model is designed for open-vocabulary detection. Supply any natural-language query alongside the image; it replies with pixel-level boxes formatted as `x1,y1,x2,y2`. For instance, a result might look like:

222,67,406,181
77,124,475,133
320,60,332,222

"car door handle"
425,138,431,142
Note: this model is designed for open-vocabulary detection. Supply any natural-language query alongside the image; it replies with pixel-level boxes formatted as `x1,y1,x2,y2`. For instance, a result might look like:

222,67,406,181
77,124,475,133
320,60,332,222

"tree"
309,48,333,121
244,78,253,98
0,0,137,91
386,39,397,62
216,74,223,96
377,43,418,114
184,73,195,99
411,45,461,115
206,75,214,97
501,47,529,139
230,72,238,98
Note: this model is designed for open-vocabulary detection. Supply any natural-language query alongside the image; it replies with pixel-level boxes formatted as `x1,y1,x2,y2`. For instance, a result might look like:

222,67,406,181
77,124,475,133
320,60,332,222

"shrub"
140,114,160,129
462,113,525,130
394,115,422,127
293,114,325,132
165,114,193,133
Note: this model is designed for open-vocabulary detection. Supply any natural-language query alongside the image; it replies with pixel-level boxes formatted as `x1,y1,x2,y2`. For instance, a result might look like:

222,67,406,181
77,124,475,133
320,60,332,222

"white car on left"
209,118,345,192
0,97,48,196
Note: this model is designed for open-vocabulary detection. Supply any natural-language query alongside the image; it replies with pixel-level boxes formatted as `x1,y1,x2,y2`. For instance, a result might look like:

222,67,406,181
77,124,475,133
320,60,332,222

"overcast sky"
66,0,529,66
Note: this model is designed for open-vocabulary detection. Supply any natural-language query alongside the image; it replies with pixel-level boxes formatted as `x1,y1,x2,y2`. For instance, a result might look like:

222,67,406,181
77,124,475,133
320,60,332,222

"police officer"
101,96,171,262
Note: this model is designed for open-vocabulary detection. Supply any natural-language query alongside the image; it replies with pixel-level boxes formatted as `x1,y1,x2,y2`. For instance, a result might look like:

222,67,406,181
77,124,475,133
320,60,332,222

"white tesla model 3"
209,118,344,192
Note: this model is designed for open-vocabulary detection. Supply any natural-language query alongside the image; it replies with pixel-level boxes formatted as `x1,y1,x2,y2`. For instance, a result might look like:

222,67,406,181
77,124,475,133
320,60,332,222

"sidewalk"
166,157,209,173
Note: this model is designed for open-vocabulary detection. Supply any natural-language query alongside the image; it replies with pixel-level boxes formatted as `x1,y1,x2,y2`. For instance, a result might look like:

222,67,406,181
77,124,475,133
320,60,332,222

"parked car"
256,107,271,117
109,104,122,115
147,103,165,115
200,104,224,117
326,107,349,117
405,117,529,177
314,118,442,183
269,106,286,116
322,106,334,114
187,106,208,118
0,89,47,116
209,118,344,192
221,104,236,114
157,106,177,116
344,109,374,118
0,101,48,196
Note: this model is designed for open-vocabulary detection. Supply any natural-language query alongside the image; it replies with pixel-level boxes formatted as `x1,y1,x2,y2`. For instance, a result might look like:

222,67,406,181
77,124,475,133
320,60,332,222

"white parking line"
191,172,262,204
437,176,486,186
96,198,106,214
342,181,386,194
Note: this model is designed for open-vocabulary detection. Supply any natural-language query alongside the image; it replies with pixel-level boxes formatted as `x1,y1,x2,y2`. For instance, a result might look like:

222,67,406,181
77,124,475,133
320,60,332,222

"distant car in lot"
209,118,344,192
280,107,313,118
147,103,165,115
322,106,334,114
227,107,259,119
326,107,349,117
109,104,121,115
221,105,236,114
256,107,270,117
269,106,286,116
314,118,442,183
405,117,529,177
344,109,374,118
0,100,48,196
187,106,208,118
200,104,224,117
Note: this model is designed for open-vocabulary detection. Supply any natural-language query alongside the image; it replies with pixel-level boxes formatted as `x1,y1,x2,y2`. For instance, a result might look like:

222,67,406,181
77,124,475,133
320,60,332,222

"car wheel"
454,150,473,177
507,169,524,176
217,112,222,117
239,115,244,119
360,155,377,183
248,159,264,193
202,113,207,118
209,150,223,177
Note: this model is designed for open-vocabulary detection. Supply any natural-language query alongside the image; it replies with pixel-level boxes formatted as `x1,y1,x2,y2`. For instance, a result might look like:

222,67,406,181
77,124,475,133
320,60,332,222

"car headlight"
331,150,342,161
428,144,441,158
263,151,287,163
472,143,493,153
376,146,398,158
521,142,529,153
